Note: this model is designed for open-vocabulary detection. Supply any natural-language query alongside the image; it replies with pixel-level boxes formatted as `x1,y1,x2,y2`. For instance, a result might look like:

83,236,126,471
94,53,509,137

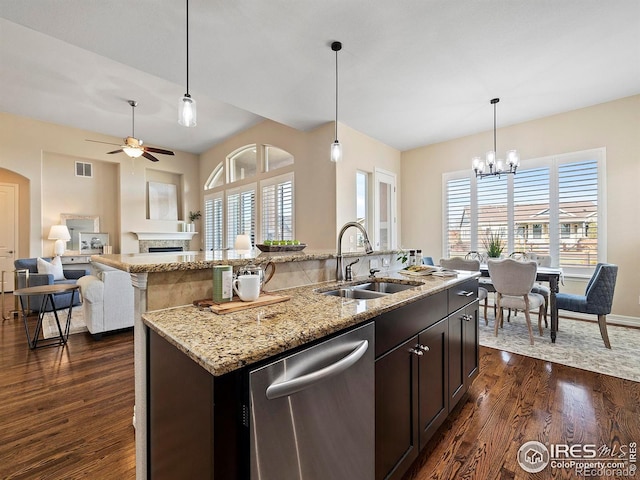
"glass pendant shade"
331,140,342,163
178,94,197,127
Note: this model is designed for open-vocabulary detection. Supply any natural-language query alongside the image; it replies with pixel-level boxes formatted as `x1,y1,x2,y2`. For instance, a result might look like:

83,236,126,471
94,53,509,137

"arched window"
204,162,224,190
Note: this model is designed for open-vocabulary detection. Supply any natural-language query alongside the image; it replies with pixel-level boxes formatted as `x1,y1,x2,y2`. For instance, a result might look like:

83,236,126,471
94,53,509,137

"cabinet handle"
417,344,430,352
408,348,424,356
457,291,474,297
462,314,472,322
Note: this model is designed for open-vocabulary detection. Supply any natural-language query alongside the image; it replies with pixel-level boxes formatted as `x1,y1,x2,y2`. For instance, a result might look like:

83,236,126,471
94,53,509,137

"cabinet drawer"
448,278,478,313
375,291,447,357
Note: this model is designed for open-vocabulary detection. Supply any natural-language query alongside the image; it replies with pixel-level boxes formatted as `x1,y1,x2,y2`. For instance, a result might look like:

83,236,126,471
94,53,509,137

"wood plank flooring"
2,294,639,479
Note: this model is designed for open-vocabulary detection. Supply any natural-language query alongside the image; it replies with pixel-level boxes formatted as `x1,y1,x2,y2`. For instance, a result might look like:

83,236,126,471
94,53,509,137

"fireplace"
148,247,185,253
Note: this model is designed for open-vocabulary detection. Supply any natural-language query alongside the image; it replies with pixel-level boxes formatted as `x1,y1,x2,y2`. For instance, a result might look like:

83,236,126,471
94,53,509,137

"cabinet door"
463,301,479,385
375,336,419,480
448,301,479,410
417,318,448,447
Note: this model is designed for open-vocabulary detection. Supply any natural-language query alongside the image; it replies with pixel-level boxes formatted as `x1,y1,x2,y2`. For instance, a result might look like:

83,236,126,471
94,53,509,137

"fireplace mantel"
132,232,197,241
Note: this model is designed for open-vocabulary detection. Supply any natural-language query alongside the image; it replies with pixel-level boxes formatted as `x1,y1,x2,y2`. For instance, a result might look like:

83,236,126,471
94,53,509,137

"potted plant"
187,210,201,232
482,229,504,258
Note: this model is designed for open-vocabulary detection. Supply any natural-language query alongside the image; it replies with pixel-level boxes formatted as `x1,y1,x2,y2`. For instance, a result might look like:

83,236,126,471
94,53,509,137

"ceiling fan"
87,100,175,162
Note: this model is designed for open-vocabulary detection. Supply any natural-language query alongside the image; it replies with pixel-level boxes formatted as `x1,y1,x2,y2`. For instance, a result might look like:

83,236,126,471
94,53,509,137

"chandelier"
472,98,519,178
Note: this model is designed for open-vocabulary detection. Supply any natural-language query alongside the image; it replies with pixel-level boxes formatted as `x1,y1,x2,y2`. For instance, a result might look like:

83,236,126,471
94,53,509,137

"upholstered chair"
440,257,488,324
487,259,545,345
508,251,551,326
556,263,618,349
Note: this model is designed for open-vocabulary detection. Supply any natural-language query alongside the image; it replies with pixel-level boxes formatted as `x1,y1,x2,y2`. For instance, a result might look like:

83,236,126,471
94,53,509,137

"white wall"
0,112,200,256
401,95,640,318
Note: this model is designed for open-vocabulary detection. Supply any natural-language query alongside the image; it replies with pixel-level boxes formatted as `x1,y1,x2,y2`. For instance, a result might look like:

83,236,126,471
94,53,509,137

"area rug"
479,312,640,383
42,307,87,339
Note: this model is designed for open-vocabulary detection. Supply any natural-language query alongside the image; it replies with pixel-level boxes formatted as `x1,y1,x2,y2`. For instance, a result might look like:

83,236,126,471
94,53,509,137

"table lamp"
234,234,252,257
48,225,71,256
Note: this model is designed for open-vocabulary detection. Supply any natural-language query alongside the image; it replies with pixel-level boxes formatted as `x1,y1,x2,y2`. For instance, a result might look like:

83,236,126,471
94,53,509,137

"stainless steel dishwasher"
249,321,374,480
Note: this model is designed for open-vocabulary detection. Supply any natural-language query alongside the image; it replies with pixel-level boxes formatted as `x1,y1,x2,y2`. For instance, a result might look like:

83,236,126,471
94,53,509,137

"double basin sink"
319,279,422,300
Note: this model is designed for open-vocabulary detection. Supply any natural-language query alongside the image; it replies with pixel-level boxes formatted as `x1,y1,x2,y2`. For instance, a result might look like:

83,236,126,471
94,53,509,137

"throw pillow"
37,256,65,281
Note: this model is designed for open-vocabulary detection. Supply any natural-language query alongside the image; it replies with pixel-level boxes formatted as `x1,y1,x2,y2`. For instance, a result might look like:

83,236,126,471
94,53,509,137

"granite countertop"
91,248,401,273
142,271,478,377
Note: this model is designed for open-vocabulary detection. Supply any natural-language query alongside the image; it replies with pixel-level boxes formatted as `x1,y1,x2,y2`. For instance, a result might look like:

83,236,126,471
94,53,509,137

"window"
227,185,256,247
356,171,369,248
265,145,294,171
204,144,295,249
228,146,257,183
443,148,604,274
204,193,223,250
261,173,294,242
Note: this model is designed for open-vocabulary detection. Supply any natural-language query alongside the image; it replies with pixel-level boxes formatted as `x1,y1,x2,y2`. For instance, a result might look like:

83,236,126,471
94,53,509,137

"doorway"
373,169,397,251
0,183,19,292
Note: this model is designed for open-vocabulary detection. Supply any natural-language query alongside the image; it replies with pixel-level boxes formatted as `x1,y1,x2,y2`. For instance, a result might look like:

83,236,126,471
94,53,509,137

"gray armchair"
556,263,618,349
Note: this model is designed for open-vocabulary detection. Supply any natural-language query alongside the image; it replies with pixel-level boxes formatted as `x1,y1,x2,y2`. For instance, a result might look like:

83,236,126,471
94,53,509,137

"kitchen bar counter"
142,271,477,376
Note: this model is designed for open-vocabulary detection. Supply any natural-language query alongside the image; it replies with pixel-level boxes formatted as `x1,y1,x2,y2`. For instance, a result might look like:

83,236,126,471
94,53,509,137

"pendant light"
178,0,197,127
472,98,518,178
330,41,342,162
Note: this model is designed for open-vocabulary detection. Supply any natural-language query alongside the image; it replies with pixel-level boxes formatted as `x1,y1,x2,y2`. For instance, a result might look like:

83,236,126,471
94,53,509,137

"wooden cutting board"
193,294,290,314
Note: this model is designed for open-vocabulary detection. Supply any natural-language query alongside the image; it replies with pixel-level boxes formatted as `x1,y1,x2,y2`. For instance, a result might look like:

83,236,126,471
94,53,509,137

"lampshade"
48,225,71,256
234,234,252,253
122,146,144,158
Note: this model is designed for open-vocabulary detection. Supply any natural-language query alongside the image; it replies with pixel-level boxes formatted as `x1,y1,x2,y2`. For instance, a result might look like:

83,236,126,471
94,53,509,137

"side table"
13,284,80,349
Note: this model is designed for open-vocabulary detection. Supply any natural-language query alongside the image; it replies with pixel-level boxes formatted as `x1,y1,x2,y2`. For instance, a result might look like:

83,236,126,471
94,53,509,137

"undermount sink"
321,288,389,299
320,279,422,300
352,281,419,294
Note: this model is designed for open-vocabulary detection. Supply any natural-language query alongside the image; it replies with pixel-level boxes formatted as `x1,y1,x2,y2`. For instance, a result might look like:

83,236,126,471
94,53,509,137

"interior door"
0,184,18,292
374,169,397,250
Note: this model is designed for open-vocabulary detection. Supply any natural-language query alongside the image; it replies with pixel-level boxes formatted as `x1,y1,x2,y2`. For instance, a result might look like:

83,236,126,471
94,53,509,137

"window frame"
442,147,606,276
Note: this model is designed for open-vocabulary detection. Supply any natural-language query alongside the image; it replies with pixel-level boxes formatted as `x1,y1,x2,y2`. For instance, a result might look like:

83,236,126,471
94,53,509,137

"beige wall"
0,112,200,256
401,95,640,318
199,119,402,250
336,124,402,251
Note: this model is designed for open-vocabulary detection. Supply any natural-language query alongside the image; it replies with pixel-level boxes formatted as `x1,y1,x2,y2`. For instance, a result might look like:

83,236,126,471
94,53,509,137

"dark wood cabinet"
375,280,479,480
375,335,420,480
448,301,479,409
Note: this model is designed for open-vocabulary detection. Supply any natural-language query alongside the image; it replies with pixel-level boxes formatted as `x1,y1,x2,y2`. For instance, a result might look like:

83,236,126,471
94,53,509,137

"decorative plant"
396,250,408,265
188,210,201,223
482,229,504,258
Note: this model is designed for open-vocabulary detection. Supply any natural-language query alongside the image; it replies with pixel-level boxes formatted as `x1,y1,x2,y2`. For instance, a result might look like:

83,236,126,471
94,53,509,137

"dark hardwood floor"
2,294,638,479
0,294,135,479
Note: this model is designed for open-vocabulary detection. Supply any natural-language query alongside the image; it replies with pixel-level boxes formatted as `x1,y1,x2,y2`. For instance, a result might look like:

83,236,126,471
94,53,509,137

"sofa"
14,257,88,313
76,262,134,339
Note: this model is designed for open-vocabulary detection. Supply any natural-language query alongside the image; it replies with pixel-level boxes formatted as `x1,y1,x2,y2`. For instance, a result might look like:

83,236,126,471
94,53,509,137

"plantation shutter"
557,159,598,267
227,186,256,248
204,194,223,251
445,177,471,258
477,175,508,256
261,173,294,242
513,167,550,255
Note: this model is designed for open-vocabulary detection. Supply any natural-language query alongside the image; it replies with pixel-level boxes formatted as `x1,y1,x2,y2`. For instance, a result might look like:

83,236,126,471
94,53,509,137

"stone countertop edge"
90,249,403,273
142,271,479,377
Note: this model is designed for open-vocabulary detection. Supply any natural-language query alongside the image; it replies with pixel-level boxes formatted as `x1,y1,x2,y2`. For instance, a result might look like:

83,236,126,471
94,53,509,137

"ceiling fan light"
178,94,197,127
123,146,144,158
331,140,342,162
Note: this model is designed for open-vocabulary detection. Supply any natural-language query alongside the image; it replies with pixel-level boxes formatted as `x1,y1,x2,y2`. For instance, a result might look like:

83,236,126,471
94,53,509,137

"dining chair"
506,251,550,327
556,263,618,349
439,257,489,324
487,259,545,345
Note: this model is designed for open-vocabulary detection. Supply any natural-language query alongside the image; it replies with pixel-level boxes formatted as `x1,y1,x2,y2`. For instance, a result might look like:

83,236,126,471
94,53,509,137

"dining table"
479,264,564,343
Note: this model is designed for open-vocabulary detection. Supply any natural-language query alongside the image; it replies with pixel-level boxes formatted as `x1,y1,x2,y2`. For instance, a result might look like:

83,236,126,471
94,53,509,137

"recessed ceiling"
1,0,638,154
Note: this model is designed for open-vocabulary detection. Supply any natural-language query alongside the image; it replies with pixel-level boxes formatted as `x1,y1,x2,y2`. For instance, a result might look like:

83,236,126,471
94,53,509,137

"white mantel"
132,232,198,241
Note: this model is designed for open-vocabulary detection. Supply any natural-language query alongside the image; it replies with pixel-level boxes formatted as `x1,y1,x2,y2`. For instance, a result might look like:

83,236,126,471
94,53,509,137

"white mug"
233,274,261,302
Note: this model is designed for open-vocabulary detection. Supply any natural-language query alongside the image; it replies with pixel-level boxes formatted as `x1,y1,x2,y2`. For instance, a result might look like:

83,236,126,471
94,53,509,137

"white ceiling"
1,1,639,155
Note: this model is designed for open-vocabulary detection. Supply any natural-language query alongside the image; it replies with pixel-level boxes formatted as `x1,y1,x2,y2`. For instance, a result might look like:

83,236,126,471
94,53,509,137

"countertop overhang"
142,271,479,377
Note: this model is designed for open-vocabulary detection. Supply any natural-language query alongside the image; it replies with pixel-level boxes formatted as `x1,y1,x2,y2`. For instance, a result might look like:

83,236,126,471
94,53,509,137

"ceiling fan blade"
142,152,160,162
86,139,121,146
145,147,175,156
107,149,124,154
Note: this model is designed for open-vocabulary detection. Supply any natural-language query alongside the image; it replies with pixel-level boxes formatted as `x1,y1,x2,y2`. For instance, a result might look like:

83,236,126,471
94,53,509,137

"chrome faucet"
336,221,374,281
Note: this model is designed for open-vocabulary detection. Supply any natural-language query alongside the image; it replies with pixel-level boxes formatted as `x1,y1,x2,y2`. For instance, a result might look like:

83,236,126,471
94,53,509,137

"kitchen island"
92,250,480,479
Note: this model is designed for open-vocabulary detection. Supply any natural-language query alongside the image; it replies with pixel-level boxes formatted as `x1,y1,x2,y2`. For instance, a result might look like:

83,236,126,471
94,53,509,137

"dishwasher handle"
265,339,369,400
